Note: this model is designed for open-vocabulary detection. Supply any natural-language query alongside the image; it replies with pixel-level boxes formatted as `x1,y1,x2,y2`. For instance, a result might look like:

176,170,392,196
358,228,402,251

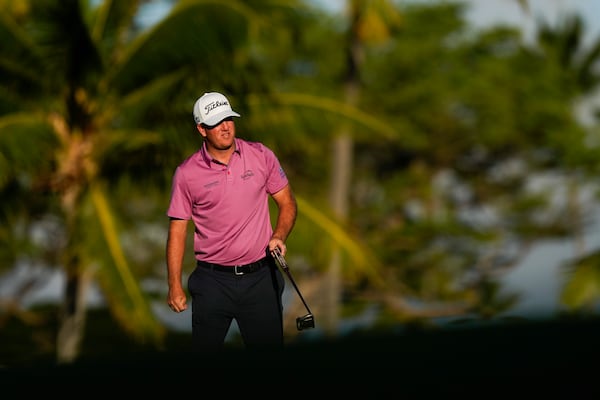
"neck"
207,142,235,165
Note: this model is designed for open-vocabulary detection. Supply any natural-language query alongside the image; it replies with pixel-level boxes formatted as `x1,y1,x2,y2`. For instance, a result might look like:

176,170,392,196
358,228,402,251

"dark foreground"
2,317,599,396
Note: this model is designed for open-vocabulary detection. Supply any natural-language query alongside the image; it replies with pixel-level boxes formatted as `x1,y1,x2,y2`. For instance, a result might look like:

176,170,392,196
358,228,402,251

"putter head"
296,313,315,331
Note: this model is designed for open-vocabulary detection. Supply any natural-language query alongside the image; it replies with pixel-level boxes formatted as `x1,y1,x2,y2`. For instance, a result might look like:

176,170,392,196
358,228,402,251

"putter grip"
271,248,288,270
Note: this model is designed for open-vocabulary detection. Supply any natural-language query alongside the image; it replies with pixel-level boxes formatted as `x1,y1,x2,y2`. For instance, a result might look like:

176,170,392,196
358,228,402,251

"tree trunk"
322,0,363,337
56,260,90,364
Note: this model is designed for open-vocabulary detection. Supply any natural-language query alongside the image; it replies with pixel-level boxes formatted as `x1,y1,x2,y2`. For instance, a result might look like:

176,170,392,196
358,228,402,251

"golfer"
165,92,297,352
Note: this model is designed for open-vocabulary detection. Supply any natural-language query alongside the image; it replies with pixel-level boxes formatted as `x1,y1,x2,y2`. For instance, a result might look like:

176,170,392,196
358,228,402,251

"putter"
271,248,315,331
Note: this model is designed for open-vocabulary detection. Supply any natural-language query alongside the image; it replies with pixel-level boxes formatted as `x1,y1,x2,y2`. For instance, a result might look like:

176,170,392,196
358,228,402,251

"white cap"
193,92,241,126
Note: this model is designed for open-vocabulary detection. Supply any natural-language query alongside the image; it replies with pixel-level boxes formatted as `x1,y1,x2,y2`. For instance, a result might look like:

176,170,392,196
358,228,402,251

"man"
166,92,297,352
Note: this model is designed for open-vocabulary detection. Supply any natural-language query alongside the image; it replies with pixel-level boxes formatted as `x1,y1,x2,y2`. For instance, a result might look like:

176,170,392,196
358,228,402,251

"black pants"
187,258,285,352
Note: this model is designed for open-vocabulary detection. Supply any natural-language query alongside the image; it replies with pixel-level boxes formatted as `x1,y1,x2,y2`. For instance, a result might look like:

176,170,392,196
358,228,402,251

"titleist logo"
204,100,228,115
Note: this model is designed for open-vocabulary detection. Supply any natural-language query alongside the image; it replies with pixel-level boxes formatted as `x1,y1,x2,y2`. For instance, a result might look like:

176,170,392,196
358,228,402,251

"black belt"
196,257,269,275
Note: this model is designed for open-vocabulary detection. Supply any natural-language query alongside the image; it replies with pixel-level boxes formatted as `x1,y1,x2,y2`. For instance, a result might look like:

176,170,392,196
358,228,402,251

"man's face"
199,117,236,151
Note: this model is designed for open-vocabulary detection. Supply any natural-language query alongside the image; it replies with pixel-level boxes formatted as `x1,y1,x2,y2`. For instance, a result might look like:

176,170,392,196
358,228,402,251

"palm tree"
0,0,292,363
317,0,403,335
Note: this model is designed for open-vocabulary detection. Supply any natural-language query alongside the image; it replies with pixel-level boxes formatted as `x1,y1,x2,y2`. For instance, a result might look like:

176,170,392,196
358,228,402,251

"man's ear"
196,124,207,137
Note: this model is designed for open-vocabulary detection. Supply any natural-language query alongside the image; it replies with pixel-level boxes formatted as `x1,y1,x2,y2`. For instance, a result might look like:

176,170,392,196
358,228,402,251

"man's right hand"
167,286,187,313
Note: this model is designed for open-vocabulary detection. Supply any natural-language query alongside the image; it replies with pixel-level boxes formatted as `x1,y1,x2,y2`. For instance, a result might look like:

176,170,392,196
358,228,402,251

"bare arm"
166,218,189,313
269,184,297,256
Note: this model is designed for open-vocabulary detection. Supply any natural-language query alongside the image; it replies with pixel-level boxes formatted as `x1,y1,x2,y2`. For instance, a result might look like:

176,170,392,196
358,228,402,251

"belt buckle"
234,265,244,275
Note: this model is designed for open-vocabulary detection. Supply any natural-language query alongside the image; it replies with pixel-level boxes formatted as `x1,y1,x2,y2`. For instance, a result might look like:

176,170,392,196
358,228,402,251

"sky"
311,0,600,47
463,0,600,46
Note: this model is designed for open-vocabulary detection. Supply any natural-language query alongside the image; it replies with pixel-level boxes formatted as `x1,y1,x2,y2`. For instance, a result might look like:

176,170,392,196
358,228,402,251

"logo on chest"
241,170,254,180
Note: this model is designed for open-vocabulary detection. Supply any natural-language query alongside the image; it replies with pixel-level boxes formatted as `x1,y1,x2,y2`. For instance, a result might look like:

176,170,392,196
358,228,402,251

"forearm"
272,203,297,242
271,185,297,243
166,219,188,289
166,244,184,288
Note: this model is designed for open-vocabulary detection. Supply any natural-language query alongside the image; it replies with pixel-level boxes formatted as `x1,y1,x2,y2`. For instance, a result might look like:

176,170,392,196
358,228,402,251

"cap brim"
203,111,241,127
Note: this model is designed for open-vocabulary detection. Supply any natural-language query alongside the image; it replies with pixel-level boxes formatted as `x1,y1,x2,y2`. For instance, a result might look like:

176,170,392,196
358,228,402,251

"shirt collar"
199,138,242,167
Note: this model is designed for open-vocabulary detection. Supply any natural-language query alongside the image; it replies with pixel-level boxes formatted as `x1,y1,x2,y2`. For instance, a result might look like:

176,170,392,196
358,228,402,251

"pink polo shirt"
167,138,289,266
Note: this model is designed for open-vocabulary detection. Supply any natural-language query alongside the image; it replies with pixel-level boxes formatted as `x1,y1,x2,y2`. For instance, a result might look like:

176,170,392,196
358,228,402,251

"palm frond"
296,195,386,288
88,181,165,345
248,92,400,141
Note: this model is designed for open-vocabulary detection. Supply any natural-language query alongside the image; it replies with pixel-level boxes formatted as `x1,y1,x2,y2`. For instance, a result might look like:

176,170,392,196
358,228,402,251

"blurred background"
1,0,600,380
